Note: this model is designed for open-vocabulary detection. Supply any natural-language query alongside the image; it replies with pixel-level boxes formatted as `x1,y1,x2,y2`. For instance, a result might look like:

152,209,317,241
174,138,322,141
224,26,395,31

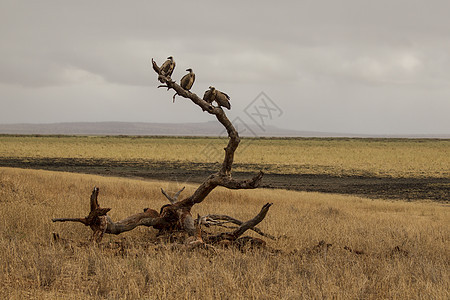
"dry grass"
1,135,449,178
1,167,448,299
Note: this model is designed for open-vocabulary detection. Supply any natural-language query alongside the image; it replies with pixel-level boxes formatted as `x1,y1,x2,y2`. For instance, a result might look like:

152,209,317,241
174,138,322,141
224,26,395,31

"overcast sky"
1,0,449,135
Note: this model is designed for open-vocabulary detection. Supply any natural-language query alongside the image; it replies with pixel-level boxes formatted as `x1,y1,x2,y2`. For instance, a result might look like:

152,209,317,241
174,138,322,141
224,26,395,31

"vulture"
203,86,231,110
180,68,195,91
160,56,175,77
203,86,216,104
173,68,195,103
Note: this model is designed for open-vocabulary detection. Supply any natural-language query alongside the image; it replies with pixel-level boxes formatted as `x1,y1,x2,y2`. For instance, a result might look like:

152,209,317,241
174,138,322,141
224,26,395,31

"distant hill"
0,122,448,138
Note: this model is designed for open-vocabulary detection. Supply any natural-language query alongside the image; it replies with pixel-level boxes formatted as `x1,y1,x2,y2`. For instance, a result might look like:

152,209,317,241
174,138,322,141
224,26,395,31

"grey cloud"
1,0,449,134
2,0,450,88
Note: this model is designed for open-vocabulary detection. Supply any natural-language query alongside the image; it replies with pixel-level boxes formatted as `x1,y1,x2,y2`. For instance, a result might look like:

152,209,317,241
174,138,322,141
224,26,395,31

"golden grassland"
1,167,448,299
0,135,449,178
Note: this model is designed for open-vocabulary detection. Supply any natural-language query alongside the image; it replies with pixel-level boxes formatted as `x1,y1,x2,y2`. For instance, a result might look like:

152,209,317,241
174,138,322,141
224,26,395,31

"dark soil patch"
1,157,448,202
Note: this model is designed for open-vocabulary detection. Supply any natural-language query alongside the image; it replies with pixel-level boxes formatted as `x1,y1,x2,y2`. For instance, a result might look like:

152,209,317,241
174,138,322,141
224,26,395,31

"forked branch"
205,203,273,243
161,186,185,204
200,213,276,240
53,187,168,240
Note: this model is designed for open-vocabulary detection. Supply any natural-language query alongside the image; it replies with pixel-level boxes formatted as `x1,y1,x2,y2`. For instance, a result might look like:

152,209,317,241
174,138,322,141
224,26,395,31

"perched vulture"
203,86,216,104
180,68,195,91
203,86,231,110
215,89,231,110
160,56,175,77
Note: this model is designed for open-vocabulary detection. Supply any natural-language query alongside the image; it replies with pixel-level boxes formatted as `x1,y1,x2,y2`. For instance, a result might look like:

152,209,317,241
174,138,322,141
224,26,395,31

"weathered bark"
205,203,273,244
52,188,110,242
52,188,169,241
51,217,90,225
161,186,185,204
200,213,276,240
52,58,272,245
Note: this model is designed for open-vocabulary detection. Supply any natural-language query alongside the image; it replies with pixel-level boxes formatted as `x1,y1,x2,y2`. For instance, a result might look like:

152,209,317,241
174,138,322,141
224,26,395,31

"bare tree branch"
105,210,169,235
205,203,273,243
231,203,273,238
161,186,185,204
200,213,276,240
53,187,168,239
52,188,110,227
213,171,265,189
52,217,89,225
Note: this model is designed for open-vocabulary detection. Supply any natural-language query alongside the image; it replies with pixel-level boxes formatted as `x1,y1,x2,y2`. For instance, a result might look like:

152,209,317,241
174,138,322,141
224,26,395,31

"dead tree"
52,58,272,247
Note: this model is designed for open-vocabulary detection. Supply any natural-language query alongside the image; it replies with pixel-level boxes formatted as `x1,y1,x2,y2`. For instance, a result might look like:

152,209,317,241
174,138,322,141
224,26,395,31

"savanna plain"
0,136,449,299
